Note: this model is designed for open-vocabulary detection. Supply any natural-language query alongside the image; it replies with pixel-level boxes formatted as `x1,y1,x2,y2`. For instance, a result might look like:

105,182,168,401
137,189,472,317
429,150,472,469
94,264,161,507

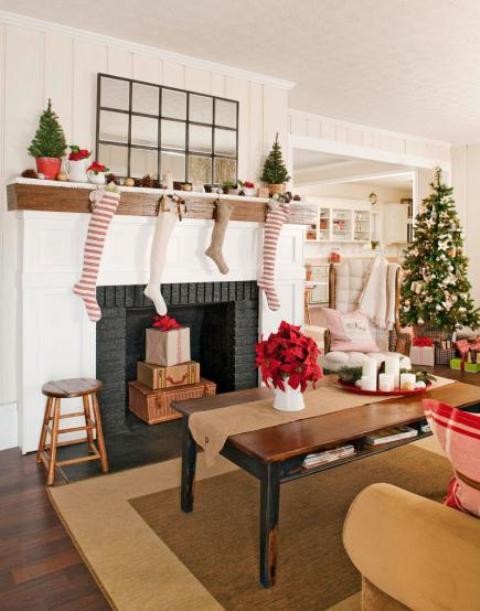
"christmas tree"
28,99,67,158
261,133,290,184
400,168,479,332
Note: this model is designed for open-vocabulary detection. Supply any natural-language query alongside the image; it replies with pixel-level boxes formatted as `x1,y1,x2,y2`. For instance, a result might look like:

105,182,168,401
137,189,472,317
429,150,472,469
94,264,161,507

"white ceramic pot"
243,187,257,197
273,380,305,412
64,158,89,183
87,171,106,185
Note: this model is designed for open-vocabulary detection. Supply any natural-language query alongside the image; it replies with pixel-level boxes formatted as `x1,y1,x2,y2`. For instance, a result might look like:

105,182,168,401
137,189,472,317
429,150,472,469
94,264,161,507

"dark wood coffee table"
173,381,480,588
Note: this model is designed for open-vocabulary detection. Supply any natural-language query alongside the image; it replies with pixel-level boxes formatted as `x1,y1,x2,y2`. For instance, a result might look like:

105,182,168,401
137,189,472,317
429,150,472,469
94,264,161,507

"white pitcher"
273,379,305,411
64,158,89,183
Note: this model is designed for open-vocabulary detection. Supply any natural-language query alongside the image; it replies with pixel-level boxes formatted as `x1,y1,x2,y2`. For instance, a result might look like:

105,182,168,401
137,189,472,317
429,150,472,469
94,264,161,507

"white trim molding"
0,10,296,90
0,402,18,450
288,110,452,171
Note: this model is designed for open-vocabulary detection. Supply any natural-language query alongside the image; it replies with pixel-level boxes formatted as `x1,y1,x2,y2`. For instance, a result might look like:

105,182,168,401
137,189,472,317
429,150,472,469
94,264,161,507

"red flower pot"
35,157,62,180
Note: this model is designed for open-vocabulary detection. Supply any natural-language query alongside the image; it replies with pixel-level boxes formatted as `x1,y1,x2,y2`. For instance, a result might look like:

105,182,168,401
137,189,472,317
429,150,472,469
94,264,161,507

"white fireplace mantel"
16,210,305,452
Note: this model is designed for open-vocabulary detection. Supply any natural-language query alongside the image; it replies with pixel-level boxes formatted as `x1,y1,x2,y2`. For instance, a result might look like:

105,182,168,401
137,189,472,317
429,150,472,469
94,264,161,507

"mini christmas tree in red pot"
256,321,322,411
28,99,67,180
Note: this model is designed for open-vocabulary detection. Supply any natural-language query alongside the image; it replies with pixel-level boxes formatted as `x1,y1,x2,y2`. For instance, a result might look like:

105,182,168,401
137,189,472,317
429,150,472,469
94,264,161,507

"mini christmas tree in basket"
261,133,290,195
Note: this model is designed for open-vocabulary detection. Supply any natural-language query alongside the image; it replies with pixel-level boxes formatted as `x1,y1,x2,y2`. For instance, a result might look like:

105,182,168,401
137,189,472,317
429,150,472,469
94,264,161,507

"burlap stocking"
205,200,233,275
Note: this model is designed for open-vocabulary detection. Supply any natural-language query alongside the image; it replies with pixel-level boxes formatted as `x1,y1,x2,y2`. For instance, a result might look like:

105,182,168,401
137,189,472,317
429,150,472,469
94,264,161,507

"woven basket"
128,378,216,424
434,346,457,365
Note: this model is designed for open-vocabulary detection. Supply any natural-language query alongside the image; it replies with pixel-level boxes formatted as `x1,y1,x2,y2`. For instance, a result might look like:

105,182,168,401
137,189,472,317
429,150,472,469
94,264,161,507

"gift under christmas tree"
400,168,479,336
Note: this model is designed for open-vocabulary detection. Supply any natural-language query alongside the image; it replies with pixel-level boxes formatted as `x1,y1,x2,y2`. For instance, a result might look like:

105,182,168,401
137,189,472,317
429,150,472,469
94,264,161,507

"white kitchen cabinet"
303,200,371,243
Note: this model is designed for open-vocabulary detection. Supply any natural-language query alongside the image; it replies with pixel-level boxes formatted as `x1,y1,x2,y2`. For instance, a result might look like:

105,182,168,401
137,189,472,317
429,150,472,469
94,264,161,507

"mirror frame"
96,73,239,184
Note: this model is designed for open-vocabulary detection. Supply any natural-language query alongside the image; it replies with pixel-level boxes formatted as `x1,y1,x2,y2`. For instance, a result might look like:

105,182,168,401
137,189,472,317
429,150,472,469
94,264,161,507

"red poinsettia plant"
87,161,109,174
256,321,322,392
68,145,91,161
152,314,182,331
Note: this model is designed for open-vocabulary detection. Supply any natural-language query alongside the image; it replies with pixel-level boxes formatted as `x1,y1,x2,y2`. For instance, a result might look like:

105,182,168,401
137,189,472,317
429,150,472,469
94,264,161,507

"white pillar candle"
361,358,377,391
361,375,377,392
400,373,416,391
379,373,394,392
385,356,400,388
362,357,377,379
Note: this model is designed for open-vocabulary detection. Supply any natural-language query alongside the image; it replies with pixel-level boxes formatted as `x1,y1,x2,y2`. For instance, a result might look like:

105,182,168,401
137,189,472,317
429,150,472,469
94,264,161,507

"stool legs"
47,398,61,486
91,394,109,473
37,391,108,485
82,395,96,453
36,397,53,463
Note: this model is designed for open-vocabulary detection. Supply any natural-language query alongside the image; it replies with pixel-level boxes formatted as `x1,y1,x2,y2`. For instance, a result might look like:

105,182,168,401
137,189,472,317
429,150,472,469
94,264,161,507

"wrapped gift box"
137,360,200,390
145,327,191,366
410,346,435,367
128,378,216,424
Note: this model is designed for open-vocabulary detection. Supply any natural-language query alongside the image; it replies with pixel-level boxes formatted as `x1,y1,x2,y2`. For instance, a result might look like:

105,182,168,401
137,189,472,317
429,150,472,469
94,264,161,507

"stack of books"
364,426,418,446
302,445,356,469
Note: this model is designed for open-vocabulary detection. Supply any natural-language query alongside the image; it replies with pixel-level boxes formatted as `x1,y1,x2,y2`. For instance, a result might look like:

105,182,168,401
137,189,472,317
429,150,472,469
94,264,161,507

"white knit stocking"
144,197,181,315
73,187,120,322
257,201,290,311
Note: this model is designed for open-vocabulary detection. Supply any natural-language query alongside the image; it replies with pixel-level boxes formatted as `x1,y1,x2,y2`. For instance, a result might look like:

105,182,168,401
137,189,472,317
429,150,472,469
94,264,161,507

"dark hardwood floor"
0,447,109,610
0,364,478,609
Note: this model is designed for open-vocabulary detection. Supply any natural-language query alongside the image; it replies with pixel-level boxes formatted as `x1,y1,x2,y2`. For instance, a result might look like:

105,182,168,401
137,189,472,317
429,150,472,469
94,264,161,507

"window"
96,74,239,185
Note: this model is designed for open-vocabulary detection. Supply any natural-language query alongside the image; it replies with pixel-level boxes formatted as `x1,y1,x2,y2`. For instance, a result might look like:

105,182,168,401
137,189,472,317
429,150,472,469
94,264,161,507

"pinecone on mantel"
136,174,160,189
105,172,119,185
21,168,39,179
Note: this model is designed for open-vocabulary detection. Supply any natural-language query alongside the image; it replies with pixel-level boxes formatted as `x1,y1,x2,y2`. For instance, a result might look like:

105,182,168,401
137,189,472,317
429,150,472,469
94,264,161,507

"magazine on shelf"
365,426,418,446
302,445,356,468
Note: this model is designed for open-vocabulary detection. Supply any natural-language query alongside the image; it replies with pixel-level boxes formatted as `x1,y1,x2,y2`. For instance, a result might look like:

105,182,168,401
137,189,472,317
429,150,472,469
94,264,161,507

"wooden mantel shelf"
7,179,308,225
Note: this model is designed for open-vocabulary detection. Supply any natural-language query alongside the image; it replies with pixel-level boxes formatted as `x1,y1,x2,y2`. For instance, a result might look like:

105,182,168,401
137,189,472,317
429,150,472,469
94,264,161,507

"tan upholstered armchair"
343,483,480,611
322,259,411,371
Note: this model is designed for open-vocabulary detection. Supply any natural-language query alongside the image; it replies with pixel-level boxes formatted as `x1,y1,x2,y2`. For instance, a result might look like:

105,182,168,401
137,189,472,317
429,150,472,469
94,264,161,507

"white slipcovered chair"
322,259,411,372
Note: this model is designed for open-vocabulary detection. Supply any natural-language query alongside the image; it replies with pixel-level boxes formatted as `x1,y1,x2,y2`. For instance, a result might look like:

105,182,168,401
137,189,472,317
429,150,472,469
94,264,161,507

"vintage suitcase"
137,360,200,390
128,378,216,424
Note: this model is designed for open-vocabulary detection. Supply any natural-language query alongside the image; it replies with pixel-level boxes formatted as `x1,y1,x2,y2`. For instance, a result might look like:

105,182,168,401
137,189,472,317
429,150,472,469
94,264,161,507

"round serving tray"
337,379,430,397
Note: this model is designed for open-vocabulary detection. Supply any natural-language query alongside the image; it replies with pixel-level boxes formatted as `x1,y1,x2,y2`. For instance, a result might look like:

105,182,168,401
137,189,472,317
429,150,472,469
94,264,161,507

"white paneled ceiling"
2,0,480,144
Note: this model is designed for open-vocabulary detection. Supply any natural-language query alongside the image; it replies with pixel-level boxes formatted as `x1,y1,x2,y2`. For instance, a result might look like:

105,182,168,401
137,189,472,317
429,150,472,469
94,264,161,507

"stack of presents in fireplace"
128,315,216,424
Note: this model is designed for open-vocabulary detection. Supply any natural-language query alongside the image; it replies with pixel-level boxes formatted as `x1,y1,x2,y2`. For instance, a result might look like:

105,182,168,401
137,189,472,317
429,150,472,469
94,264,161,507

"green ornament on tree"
261,133,290,185
400,168,480,333
28,99,67,159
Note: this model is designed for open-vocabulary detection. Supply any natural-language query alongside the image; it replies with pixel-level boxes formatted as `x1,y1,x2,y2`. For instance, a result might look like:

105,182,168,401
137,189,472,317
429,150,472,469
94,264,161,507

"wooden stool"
36,378,108,485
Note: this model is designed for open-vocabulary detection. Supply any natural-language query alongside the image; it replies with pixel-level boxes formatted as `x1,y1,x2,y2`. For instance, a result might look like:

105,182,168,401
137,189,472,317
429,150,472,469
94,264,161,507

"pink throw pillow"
424,399,480,517
322,308,379,353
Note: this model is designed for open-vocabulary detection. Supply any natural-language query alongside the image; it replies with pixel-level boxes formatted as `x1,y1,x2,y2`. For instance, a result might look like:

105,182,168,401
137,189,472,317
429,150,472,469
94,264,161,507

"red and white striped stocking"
73,188,120,322
258,201,290,311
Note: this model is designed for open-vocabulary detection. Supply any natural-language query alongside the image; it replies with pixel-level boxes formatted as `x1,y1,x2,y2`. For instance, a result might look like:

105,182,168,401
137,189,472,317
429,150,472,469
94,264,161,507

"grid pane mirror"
97,74,239,184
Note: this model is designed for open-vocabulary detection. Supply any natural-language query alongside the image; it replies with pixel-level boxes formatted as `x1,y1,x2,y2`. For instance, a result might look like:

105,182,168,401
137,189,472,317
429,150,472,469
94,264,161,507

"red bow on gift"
413,336,434,347
152,314,181,331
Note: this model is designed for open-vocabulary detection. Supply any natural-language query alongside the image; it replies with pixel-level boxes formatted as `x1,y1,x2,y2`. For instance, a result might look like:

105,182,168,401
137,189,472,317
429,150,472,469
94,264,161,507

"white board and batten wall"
0,10,295,451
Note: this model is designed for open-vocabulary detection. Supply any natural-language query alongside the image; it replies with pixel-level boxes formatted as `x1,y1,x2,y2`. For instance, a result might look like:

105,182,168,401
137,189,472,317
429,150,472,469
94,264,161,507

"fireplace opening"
96,281,258,436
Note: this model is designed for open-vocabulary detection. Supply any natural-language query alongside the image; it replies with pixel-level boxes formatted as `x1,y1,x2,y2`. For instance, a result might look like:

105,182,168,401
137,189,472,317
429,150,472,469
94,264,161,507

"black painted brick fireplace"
96,281,258,436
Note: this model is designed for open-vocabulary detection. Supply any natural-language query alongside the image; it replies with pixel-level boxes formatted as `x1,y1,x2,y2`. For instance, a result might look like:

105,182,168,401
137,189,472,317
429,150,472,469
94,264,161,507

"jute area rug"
49,438,450,611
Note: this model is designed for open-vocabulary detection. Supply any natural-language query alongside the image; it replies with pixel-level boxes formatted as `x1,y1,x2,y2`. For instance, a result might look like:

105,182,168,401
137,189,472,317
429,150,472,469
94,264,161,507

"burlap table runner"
189,375,454,465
